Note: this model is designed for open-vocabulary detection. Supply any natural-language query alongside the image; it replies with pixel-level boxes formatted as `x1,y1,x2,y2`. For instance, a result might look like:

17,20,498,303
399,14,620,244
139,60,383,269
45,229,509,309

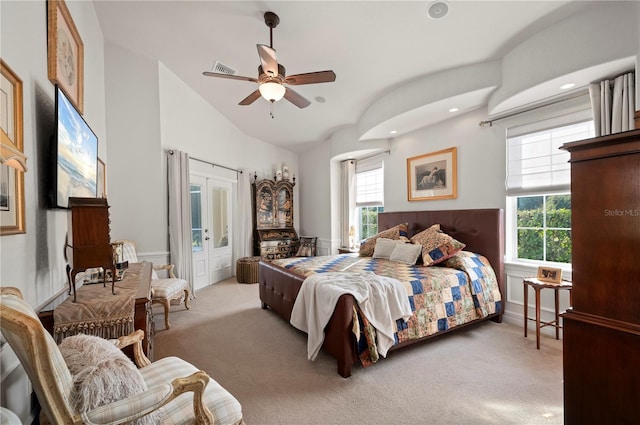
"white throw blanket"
290,271,413,361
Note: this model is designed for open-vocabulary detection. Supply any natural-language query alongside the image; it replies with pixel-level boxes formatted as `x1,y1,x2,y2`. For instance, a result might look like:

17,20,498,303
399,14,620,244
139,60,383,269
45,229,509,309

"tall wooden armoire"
252,178,299,259
67,197,116,300
560,129,640,424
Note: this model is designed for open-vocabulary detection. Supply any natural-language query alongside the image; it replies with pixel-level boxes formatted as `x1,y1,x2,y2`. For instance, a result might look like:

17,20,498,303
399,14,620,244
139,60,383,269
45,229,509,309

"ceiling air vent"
211,61,236,76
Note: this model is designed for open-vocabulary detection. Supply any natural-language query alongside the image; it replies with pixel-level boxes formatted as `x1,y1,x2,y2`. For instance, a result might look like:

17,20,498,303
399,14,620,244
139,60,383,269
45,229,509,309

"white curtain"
167,150,194,296
340,160,356,248
233,170,253,261
589,72,635,136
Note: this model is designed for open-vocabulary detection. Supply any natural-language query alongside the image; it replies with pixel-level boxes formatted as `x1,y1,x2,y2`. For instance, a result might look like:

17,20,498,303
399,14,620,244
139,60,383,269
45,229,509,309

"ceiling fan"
203,11,336,109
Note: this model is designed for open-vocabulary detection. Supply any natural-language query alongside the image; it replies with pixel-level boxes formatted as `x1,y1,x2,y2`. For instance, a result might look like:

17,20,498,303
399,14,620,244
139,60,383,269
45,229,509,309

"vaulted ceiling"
93,1,623,152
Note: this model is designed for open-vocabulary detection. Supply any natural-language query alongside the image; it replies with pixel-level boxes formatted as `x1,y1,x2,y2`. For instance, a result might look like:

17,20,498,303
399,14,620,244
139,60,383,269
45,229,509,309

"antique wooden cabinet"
253,178,299,259
67,197,116,300
560,129,640,424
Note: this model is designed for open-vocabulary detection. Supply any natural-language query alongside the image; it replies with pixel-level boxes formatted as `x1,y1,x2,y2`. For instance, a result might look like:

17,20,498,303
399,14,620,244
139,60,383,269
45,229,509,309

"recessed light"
315,96,326,103
560,83,575,90
389,130,398,135
449,107,459,113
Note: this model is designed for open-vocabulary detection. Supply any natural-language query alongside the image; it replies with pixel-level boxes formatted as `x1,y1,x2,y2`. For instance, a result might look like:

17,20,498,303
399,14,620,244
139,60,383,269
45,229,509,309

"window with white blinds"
355,162,383,207
506,120,595,195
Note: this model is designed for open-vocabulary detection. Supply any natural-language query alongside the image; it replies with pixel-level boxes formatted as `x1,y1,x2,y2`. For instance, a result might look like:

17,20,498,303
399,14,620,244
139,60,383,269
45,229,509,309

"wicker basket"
236,256,262,284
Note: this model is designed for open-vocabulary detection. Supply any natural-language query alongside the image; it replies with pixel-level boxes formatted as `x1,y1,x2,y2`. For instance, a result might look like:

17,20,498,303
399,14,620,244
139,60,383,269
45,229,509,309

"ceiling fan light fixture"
259,82,286,102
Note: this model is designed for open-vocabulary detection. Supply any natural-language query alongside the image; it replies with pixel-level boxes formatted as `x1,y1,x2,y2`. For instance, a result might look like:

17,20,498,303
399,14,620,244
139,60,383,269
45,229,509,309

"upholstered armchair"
115,239,190,329
0,287,244,425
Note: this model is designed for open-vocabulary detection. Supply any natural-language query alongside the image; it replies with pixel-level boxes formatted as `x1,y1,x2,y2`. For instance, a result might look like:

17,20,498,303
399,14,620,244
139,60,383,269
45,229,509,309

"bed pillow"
59,334,161,425
389,242,423,265
410,224,466,266
372,238,406,259
359,223,409,257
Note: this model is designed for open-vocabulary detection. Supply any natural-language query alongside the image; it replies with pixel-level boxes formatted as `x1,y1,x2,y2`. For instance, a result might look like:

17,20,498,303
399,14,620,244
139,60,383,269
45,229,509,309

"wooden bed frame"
258,208,505,377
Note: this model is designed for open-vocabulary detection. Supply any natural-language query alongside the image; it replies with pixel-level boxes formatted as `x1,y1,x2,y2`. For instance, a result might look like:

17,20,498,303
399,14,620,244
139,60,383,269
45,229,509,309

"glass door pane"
211,187,229,248
190,184,203,252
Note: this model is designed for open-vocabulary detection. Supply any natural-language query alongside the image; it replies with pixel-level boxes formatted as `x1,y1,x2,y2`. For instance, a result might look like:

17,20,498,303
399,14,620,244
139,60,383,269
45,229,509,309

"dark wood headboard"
378,209,505,310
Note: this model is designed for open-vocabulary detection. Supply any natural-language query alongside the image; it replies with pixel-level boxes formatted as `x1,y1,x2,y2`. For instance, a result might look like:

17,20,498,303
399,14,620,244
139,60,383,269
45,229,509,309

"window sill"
505,260,572,279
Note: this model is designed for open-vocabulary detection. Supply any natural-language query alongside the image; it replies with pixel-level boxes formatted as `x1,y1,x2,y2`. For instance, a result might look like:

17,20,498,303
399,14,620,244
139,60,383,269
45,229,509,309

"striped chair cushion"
121,243,139,264
151,278,187,299
121,241,159,280
140,357,243,425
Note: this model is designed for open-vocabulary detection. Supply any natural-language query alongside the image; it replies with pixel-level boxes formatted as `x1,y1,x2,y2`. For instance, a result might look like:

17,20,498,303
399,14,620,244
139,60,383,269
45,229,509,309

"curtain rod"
355,149,391,161
167,150,242,174
190,157,243,174
478,90,589,128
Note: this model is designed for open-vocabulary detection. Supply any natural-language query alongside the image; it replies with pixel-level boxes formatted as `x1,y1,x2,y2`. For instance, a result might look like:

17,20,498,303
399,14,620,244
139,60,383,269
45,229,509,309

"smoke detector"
427,1,449,20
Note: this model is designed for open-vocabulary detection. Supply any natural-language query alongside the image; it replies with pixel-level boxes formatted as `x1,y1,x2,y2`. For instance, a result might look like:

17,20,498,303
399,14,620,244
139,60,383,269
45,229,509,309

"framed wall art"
537,266,563,284
1,60,26,172
1,60,26,235
47,0,84,113
407,146,457,201
0,164,26,235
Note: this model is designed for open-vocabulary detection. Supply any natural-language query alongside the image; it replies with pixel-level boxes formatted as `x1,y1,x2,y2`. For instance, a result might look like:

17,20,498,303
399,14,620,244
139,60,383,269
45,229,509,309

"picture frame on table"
537,266,563,284
47,0,84,113
1,60,26,236
407,146,457,201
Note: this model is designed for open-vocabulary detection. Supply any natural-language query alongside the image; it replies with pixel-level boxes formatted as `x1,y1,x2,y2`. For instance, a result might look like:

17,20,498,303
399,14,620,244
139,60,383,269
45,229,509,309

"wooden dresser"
252,178,299,259
560,129,640,424
67,197,116,300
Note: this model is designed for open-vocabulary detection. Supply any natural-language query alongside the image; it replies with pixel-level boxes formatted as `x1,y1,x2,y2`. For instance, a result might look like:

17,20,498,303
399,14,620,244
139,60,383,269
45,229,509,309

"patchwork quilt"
271,251,502,367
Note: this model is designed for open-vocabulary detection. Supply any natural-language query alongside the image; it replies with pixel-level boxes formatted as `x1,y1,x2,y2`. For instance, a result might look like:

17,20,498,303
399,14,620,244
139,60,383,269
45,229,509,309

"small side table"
523,277,573,349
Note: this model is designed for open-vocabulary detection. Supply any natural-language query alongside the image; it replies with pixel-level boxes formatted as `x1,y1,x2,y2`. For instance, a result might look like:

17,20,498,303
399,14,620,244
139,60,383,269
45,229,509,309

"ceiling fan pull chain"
270,100,275,119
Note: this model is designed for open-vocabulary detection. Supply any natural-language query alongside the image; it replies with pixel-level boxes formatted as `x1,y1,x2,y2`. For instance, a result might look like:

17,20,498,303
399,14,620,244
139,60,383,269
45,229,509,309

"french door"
191,175,233,290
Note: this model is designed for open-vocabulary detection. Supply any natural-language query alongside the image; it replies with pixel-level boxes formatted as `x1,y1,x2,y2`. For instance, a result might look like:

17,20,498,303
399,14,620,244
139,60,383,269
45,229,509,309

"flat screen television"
51,85,98,208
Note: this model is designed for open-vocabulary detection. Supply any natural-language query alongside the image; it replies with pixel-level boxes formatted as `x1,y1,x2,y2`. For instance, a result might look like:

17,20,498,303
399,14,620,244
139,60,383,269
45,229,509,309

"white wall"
104,41,166,251
0,1,106,422
385,108,505,211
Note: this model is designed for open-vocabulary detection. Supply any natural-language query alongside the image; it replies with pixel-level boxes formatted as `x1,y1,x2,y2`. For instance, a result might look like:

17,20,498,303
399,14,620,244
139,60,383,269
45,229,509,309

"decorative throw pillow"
59,334,161,425
359,223,409,257
410,224,466,266
389,243,423,265
372,238,406,259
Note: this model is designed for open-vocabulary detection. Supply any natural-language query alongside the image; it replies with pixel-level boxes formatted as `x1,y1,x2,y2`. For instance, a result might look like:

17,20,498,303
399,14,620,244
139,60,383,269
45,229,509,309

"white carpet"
153,279,564,425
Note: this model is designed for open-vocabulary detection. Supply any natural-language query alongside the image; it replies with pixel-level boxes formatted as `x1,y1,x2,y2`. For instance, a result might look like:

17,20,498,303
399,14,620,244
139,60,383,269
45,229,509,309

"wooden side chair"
115,239,190,329
0,287,244,425
295,236,318,257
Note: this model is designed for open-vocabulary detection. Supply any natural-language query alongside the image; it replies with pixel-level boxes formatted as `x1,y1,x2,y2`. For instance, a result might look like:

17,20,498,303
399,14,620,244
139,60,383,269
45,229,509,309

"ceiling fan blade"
239,90,262,106
284,70,336,85
203,71,257,83
283,87,311,109
257,44,278,77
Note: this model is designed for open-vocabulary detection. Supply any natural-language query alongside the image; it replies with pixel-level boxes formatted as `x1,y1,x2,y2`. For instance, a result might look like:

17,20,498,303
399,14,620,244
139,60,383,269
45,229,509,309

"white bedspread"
290,271,413,361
